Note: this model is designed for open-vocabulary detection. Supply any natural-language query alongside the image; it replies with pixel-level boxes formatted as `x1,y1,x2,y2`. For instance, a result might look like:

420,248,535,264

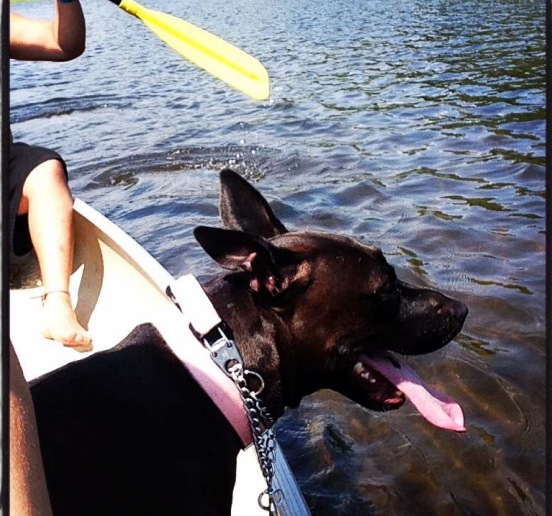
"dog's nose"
431,296,468,325
447,299,468,325
455,300,469,324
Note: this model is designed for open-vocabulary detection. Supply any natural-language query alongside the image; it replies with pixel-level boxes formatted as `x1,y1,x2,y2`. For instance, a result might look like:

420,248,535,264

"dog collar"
168,275,281,510
165,274,254,447
169,274,246,373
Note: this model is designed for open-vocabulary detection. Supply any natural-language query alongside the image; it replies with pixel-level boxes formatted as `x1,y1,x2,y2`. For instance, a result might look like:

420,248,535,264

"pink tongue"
363,354,466,432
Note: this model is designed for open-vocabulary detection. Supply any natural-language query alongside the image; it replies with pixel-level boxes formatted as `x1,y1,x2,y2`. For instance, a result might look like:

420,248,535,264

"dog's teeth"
369,378,376,384
361,372,371,380
354,362,364,374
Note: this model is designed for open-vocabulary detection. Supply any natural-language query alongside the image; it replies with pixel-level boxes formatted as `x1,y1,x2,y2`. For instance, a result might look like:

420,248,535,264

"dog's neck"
203,274,302,420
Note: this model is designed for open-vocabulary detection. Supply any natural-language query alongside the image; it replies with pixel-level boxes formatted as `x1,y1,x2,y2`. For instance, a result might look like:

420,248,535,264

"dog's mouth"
351,352,466,432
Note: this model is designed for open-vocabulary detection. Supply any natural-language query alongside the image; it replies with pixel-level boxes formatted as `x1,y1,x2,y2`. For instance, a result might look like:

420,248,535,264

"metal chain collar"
203,328,282,513
167,278,283,513
226,361,283,514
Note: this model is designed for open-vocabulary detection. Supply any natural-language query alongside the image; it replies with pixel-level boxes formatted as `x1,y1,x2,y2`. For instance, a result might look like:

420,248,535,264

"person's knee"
19,159,72,215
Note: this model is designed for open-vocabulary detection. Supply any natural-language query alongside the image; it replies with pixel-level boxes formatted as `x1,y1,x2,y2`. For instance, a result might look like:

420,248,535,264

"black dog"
31,169,468,515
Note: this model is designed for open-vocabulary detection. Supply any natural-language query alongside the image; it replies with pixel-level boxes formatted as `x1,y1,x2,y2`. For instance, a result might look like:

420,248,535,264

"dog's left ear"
194,226,282,294
219,169,288,238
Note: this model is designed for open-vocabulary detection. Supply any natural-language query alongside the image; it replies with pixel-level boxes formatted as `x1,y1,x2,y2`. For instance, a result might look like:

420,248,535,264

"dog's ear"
219,169,288,238
194,226,281,292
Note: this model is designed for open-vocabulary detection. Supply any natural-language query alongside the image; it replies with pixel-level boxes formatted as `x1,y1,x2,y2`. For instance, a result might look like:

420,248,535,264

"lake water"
10,0,546,514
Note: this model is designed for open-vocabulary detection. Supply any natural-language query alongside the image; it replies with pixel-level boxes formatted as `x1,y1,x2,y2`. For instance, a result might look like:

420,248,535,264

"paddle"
108,0,270,100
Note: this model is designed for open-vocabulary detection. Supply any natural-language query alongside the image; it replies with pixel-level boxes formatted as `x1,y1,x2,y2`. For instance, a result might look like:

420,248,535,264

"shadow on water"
9,0,546,514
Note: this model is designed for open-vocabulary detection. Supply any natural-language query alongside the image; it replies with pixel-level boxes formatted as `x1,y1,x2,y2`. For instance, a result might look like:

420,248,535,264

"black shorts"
10,142,68,256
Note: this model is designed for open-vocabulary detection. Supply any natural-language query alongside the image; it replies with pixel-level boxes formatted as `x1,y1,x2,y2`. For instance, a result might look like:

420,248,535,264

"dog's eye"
379,281,400,306
377,282,400,319
379,281,398,298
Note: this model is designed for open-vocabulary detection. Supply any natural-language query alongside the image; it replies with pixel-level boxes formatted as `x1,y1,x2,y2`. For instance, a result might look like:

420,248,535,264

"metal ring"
257,488,284,512
244,369,265,396
258,489,271,511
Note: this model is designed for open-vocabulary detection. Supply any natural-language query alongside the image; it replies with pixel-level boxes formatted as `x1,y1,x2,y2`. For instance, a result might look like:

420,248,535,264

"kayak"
9,198,310,516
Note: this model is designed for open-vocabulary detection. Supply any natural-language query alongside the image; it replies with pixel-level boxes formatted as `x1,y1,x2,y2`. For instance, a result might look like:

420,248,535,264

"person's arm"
10,0,85,62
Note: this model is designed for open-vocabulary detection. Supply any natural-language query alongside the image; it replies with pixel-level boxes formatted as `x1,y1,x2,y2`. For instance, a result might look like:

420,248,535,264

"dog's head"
195,170,468,431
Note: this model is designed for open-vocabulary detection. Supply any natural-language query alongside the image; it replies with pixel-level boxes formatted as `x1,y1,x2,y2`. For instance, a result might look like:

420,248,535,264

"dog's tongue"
363,353,466,432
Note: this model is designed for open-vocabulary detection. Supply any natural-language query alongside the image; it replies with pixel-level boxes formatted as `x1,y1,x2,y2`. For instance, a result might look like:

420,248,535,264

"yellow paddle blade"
118,0,270,100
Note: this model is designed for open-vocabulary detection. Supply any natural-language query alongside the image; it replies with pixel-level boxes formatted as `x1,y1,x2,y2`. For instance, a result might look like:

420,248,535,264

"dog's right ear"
219,169,288,238
194,226,282,295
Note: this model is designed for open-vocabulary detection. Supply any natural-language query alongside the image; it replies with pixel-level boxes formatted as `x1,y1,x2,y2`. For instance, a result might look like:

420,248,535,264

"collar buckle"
202,326,244,374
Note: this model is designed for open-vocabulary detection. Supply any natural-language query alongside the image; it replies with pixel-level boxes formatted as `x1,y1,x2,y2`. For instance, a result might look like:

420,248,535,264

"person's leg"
19,158,91,349
10,343,53,516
